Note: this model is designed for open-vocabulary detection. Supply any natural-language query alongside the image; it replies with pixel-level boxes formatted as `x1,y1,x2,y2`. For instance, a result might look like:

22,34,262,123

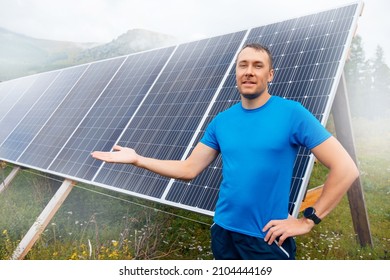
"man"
91,43,359,260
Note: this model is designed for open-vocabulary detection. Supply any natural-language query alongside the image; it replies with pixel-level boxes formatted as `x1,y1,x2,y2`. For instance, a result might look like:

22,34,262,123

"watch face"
304,207,321,224
304,207,315,217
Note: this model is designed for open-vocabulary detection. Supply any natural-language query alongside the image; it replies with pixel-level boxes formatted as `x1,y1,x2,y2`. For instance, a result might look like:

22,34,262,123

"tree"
344,35,390,118
370,45,390,93
344,35,370,96
344,35,370,117
363,46,390,118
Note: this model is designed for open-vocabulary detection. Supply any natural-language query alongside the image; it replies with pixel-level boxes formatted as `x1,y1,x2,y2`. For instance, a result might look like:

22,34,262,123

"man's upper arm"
311,136,357,174
311,136,343,168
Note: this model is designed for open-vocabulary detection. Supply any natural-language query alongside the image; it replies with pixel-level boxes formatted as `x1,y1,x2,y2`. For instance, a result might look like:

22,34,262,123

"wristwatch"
303,207,321,224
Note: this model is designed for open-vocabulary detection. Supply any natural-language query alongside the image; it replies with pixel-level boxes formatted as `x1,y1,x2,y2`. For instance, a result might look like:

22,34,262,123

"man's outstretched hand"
91,145,139,164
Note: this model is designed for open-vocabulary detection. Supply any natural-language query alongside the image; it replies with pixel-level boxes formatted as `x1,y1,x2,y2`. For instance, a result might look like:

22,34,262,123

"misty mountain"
76,29,176,63
0,27,96,81
0,27,176,81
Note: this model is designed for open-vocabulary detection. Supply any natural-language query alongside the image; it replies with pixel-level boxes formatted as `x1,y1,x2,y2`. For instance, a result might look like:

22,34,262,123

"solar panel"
0,75,38,125
0,2,363,217
16,57,126,169
0,65,88,161
48,47,175,181
0,71,60,146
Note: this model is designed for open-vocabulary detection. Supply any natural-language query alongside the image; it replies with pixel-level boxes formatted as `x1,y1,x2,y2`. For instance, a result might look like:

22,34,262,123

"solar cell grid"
0,65,89,161
0,80,16,105
48,47,175,180
17,57,126,169
0,71,60,145
0,75,37,123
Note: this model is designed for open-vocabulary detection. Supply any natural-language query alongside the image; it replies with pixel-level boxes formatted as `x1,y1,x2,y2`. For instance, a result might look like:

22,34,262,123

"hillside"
76,29,176,63
0,27,96,81
0,28,176,81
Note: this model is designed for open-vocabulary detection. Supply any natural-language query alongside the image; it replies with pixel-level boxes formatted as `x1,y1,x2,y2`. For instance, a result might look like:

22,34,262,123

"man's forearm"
135,156,195,181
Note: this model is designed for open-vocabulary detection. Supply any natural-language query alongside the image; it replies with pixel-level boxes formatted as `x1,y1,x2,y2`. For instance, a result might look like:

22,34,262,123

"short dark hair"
237,43,274,69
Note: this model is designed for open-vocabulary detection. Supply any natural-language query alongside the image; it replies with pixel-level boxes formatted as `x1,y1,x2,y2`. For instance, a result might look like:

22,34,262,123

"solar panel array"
0,2,362,216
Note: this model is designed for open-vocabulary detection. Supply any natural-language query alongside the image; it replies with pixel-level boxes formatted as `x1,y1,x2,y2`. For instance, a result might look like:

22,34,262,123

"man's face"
235,47,274,100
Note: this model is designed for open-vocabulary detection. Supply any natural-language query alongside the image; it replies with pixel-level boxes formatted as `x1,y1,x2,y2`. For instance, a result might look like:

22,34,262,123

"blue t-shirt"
200,96,331,238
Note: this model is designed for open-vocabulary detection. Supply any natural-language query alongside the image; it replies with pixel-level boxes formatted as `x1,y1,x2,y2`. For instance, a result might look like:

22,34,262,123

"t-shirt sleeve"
200,117,220,152
290,103,332,149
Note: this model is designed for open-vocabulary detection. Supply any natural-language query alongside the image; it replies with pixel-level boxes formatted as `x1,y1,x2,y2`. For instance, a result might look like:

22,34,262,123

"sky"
0,0,388,63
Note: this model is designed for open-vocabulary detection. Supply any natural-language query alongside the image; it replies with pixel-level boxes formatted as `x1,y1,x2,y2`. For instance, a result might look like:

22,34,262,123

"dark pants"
211,223,296,260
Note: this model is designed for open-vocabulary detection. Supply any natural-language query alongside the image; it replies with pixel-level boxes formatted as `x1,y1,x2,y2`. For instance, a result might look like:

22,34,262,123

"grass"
0,173,213,260
0,117,389,260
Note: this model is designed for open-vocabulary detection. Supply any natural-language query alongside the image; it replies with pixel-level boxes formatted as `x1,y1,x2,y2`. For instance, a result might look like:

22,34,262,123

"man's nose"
245,71,254,77
244,66,254,76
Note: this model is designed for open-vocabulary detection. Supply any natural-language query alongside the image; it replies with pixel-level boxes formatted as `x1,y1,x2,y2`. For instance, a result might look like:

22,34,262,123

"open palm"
91,145,139,164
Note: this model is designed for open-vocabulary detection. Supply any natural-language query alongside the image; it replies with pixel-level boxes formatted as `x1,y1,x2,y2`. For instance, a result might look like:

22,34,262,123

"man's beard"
241,93,261,100
240,90,264,100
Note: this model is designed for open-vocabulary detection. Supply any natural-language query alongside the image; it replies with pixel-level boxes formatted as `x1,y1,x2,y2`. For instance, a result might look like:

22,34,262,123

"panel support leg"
0,166,20,194
11,179,75,260
332,73,373,247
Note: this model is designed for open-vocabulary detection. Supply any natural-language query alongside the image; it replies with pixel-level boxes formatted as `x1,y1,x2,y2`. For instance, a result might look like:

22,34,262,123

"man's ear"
268,68,274,83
